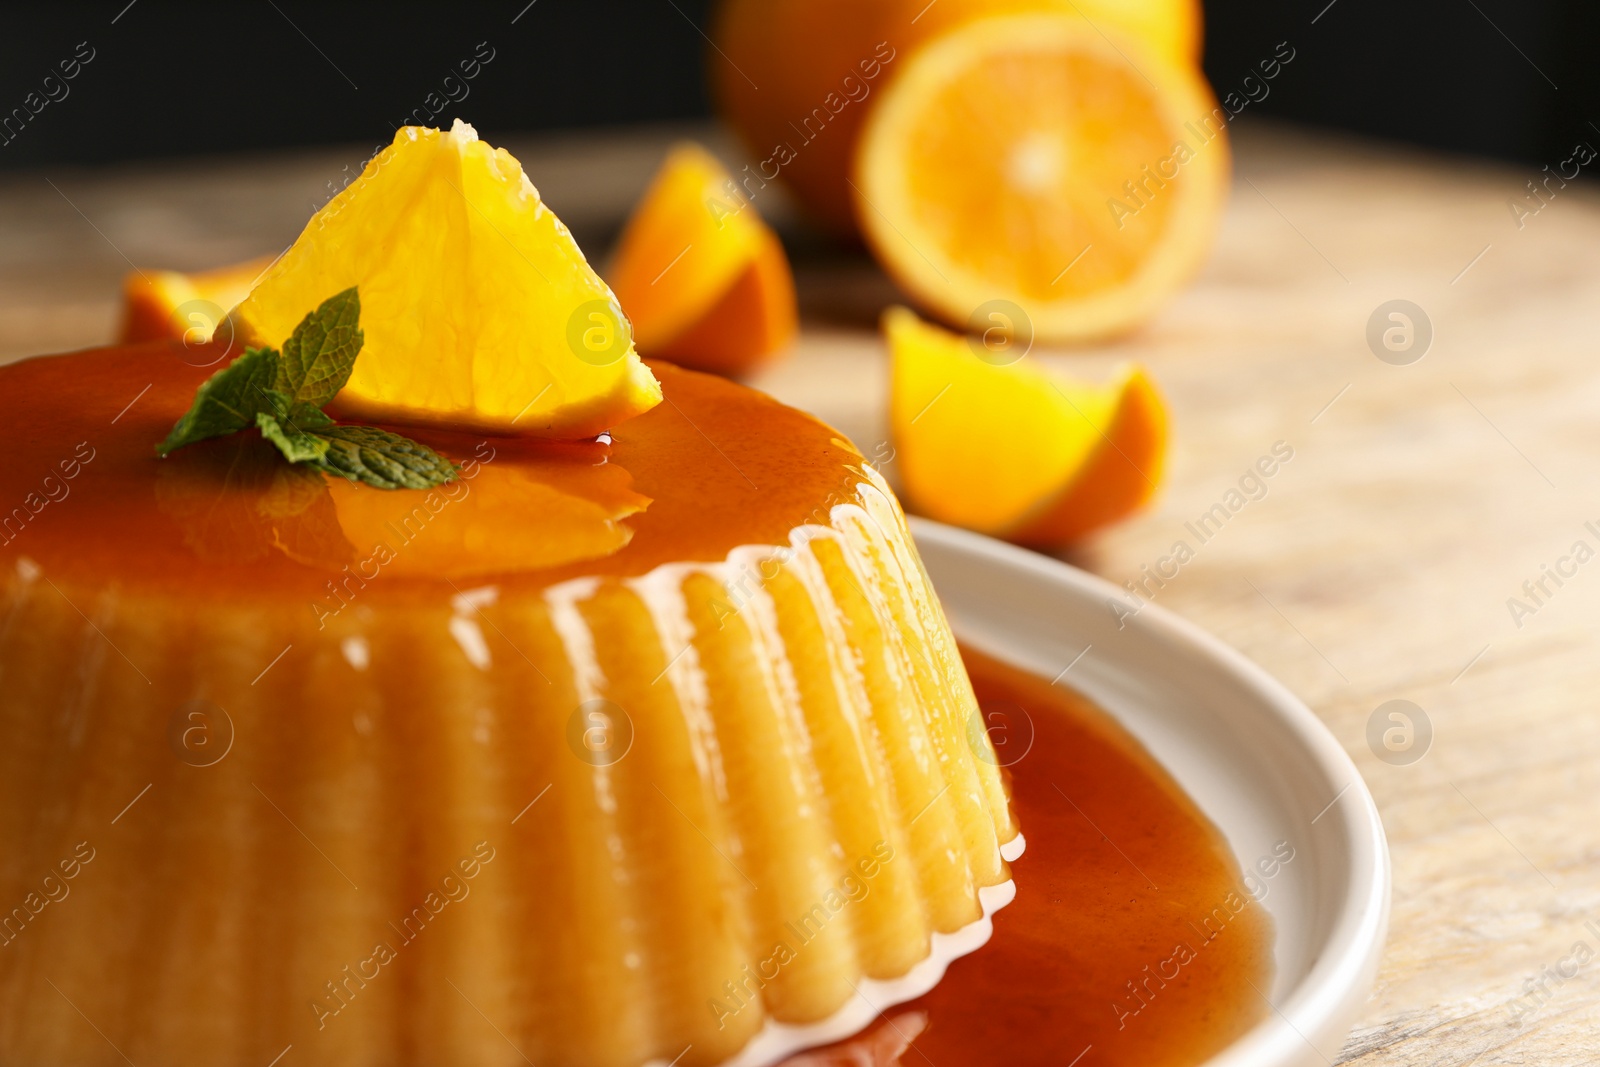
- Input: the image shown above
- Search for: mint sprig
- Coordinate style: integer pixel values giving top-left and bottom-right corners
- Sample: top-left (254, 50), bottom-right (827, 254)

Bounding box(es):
top-left (304, 424), bottom-right (460, 489)
top-left (156, 288), bottom-right (457, 491)
top-left (155, 345), bottom-right (280, 454)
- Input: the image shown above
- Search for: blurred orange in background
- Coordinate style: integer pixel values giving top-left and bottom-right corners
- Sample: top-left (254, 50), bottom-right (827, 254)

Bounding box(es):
top-left (119, 255), bottom-right (273, 345)
top-left (855, 15), bottom-right (1228, 343)
top-left (886, 307), bottom-right (1168, 545)
top-left (606, 143), bottom-right (797, 377)
top-left (713, 0), bottom-right (1226, 344)
top-left (713, 0), bottom-right (1202, 235)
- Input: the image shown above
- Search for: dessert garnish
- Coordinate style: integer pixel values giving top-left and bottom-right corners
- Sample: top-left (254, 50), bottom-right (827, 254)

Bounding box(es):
top-left (229, 119), bottom-right (661, 437)
top-left (885, 305), bottom-right (1168, 545)
top-left (156, 287), bottom-right (457, 490)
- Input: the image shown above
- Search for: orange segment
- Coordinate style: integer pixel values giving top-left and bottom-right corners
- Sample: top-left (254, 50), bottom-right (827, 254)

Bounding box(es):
top-left (648, 229), bottom-right (797, 376)
top-left (230, 120), bottom-right (661, 438)
top-left (1010, 368), bottom-right (1168, 544)
top-left (855, 15), bottom-right (1229, 342)
top-left (607, 143), bottom-right (796, 375)
top-left (886, 307), bottom-right (1166, 543)
top-left (712, 0), bottom-right (1202, 233)
top-left (118, 255), bottom-right (276, 345)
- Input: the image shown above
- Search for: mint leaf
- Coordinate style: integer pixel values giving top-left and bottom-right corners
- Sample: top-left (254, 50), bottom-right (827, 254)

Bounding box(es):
top-left (310, 425), bottom-right (458, 490)
top-left (256, 411), bottom-right (332, 465)
top-left (157, 346), bottom-right (281, 455)
top-left (260, 388), bottom-right (335, 431)
top-left (258, 413), bottom-right (453, 489)
top-left (157, 286), bottom-right (454, 492)
top-left (274, 287), bottom-right (363, 408)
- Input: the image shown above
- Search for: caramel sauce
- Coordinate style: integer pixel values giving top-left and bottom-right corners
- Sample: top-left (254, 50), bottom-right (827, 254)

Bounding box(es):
top-left (790, 648), bottom-right (1275, 1067)
top-left (0, 342), bottom-right (866, 601)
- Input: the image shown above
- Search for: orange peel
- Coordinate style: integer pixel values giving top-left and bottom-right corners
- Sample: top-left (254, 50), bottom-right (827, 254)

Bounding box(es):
top-left (118, 255), bottom-right (275, 345)
top-left (886, 306), bottom-right (1167, 545)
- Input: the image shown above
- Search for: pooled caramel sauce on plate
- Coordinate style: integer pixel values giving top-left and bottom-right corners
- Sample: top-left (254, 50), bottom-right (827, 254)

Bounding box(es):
top-left (785, 648), bottom-right (1275, 1067)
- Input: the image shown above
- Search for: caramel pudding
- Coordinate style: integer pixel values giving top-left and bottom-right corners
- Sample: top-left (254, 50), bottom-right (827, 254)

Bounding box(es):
top-left (0, 343), bottom-right (1018, 1067)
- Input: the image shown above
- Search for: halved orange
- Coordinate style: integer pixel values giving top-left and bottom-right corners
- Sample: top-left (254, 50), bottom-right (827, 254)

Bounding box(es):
top-left (712, 0), bottom-right (1203, 234)
top-left (607, 143), bottom-right (796, 376)
top-left (855, 15), bottom-right (1230, 342)
top-left (230, 120), bottom-right (661, 438)
top-left (886, 307), bottom-right (1166, 544)
top-left (119, 255), bottom-right (276, 345)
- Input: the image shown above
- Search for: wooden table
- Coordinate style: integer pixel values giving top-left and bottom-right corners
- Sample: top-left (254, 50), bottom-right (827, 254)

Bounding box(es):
top-left (4, 120), bottom-right (1598, 1065)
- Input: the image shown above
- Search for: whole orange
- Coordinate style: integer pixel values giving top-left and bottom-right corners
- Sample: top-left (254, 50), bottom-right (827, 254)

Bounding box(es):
top-left (711, 0), bottom-right (1203, 233)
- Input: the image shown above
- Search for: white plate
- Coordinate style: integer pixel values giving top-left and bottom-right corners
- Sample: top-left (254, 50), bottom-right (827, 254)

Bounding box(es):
top-left (913, 518), bottom-right (1389, 1067)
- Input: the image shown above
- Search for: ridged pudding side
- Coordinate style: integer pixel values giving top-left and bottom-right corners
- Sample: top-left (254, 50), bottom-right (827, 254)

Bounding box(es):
top-left (0, 467), bottom-right (1017, 1067)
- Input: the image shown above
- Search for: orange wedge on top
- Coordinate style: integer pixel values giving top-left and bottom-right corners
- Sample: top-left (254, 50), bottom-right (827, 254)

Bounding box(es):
top-left (712, 0), bottom-right (1203, 234)
top-left (886, 307), bottom-right (1167, 545)
top-left (855, 15), bottom-right (1229, 342)
top-left (229, 120), bottom-right (661, 438)
top-left (119, 255), bottom-right (276, 345)
top-left (607, 143), bottom-right (796, 376)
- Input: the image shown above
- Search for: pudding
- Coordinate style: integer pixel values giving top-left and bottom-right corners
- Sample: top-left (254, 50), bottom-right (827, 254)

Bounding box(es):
top-left (0, 343), bottom-right (1018, 1067)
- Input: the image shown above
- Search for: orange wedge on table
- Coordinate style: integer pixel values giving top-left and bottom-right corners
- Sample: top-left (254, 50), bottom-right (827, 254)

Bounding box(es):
top-left (856, 15), bottom-right (1229, 343)
top-left (229, 120), bottom-right (660, 438)
top-left (607, 143), bottom-right (796, 376)
top-left (713, 0), bottom-right (1203, 234)
top-left (886, 307), bottom-right (1167, 545)
top-left (119, 255), bottom-right (275, 345)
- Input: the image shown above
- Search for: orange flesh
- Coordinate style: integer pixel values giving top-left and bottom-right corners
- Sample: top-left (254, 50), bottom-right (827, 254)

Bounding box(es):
top-left (886, 307), bottom-right (1169, 543)
top-left (0, 342), bottom-right (864, 604)
top-left (902, 47), bottom-right (1177, 300)
top-left (606, 144), bottom-right (763, 351)
top-left (607, 145), bottom-right (797, 375)
top-left (230, 123), bottom-right (662, 438)
top-left (712, 0), bottom-right (1203, 235)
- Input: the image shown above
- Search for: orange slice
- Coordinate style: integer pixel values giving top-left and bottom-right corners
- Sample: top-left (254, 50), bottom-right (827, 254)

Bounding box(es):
top-left (607, 143), bottom-right (796, 376)
top-left (886, 307), bottom-right (1166, 544)
top-left (712, 0), bottom-right (1202, 233)
top-left (119, 255), bottom-right (276, 345)
top-left (230, 120), bottom-right (661, 438)
top-left (855, 15), bottom-right (1229, 342)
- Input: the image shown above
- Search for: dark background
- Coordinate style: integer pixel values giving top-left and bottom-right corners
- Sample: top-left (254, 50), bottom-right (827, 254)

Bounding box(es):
top-left (0, 0), bottom-right (1595, 172)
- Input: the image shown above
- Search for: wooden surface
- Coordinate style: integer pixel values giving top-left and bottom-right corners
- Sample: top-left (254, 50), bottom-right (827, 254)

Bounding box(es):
top-left (5, 120), bottom-right (1600, 1065)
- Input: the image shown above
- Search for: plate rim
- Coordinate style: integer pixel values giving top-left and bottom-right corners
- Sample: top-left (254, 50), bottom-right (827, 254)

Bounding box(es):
top-left (909, 517), bottom-right (1391, 1067)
